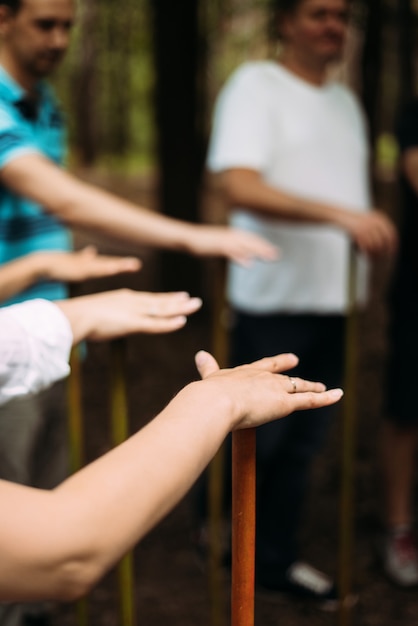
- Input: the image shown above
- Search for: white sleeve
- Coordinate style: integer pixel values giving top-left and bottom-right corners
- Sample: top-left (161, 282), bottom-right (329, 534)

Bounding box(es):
top-left (207, 64), bottom-right (273, 173)
top-left (0, 299), bottom-right (73, 406)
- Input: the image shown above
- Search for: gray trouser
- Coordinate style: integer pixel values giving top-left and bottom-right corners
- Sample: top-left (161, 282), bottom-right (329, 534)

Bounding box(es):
top-left (0, 380), bottom-right (69, 625)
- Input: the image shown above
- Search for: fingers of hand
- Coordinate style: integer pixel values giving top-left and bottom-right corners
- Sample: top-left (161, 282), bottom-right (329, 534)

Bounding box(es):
top-left (77, 252), bottom-right (142, 277)
top-left (290, 388), bottom-right (343, 411)
top-left (285, 376), bottom-right (326, 394)
top-left (250, 353), bottom-right (299, 373)
top-left (79, 245), bottom-right (97, 258)
top-left (100, 256), bottom-right (141, 274)
top-left (357, 215), bottom-right (398, 256)
top-left (102, 314), bottom-right (189, 339)
top-left (240, 242), bottom-right (279, 264)
top-left (229, 231), bottom-right (279, 264)
top-left (288, 376), bottom-right (297, 393)
top-left (195, 350), bottom-right (220, 379)
top-left (147, 294), bottom-right (202, 318)
top-left (141, 316), bottom-right (188, 334)
top-left (115, 257), bottom-right (142, 271)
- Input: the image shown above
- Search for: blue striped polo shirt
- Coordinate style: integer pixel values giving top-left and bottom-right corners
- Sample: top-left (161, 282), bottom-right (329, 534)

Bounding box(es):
top-left (0, 66), bottom-right (72, 305)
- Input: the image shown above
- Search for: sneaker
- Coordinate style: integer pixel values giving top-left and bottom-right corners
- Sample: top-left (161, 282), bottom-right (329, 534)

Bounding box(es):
top-left (382, 527), bottom-right (418, 587)
top-left (257, 561), bottom-right (357, 612)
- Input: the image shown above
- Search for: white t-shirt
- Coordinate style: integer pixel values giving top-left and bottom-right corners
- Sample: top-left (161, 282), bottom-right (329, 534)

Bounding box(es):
top-left (207, 61), bottom-right (371, 314)
top-left (0, 299), bottom-right (72, 406)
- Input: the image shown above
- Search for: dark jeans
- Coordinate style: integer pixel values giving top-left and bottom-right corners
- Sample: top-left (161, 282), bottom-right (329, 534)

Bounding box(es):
top-left (385, 259), bottom-right (418, 426)
top-left (193, 311), bottom-right (345, 579)
top-left (233, 311), bottom-right (345, 580)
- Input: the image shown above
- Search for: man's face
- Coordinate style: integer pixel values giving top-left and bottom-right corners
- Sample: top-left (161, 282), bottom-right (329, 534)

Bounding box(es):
top-left (0, 0), bottom-right (75, 78)
top-left (281, 0), bottom-right (349, 65)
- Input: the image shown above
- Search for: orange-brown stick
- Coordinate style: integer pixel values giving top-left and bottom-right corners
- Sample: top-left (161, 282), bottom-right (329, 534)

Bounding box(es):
top-left (231, 428), bottom-right (256, 626)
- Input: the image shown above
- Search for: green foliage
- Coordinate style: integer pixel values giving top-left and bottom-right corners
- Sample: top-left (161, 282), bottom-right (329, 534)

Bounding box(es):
top-left (52, 0), bottom-right (155, 173)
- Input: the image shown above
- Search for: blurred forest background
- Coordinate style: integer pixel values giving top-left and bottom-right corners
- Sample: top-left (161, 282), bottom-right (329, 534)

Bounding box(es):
top-left (54, 0), bottom-right (417, 186)
top-left (51, 0), bottom-right (418, 293)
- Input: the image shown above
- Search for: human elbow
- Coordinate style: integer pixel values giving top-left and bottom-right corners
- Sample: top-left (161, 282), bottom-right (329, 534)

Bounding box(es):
top-left (50, 558), bottom-right (105, 602)
top-left (220, 171), bottom-right (253, 208)
top-left (221, 176), bottom-right (243, 206)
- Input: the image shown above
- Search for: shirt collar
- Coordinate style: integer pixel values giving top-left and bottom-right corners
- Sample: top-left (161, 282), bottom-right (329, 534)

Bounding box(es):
top-left (0, 65), bottom-right (52, 122)
top-left (0, 64), bottom-right (26, 103)
top-left (0, 64), bottom-right (46, 104)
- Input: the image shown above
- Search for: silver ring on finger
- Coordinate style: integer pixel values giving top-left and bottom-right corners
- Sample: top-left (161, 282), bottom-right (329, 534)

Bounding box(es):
top-left (289, 377), bottom-right (297, 393)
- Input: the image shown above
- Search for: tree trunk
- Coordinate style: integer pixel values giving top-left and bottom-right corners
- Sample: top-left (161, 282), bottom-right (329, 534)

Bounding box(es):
top-left (150, 0), bottom-right (207, 294)
top-left (72, 0), bottom-right (99, 165)
top-left (360, 0), bottom-right (383, 147)
top-left (106, 0), bottom-right (132, 156)
top-left (398, 0), bottom-right (415, 111)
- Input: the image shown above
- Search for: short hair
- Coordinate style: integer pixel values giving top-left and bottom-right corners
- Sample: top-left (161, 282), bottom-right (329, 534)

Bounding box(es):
top-left (272, 0), bottom-right (305, 17)
top-left (269, 0), bottom-right (351, 41)
top-left (268, 0), bottom-right (304, 42)
top-left (0, 0), bottom-right (22, 13)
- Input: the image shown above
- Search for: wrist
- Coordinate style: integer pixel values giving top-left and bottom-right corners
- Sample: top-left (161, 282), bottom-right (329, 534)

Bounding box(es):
top-left (29, 251), bottom-right (53, 282)
top-left (174, 222), bottom-right (197, 254)
top-left (55, 298), bottom-right (92, 344)
top-left (175, 379), bottom-right (238, 434)
top-left (331, 207), bottom-right (357, 232)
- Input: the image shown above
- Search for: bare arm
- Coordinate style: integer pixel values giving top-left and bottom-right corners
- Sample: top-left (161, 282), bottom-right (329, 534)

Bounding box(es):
top-left (1, 154), bottom-right (278, 265)
top-left (0, 247), bottom-right (141, 303)
top-left (0, 351), bottom-right (342, 602)
top-left (220, 168), bottom-right (398, 256)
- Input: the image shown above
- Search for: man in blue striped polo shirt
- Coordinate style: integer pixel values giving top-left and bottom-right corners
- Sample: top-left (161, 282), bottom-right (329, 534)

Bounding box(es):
top-left (0, 64), bottom-right (71, 305)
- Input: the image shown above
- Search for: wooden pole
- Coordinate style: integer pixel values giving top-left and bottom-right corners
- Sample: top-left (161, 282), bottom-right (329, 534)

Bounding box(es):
top-left (67, 347), bottom-right (88, 626)
top-left (231, 428), bottom-right (256, 626)
top-left (338, 248), bottom-right (358, 626)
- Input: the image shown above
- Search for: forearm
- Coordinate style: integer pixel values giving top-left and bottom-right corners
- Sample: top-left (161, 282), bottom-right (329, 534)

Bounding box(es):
top-left (1, 155), bottom-right (195, 252)
top-left (57, 382), bottom-right (231, 556)
top-left (221, 169), bottom-right (351, 226)
top-left (0, 253), bottom-right (48, 302)
top-left (0, 383), bottom-right (232, 601)
top-left (56, 179), bottom-right (197, 252)
top-left (219, 169), bottom-right (399, 256)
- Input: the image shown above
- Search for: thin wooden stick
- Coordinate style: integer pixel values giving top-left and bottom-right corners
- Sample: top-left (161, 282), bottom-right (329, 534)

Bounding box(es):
top-left (338, 248), bottom-right (358, 626)
top-left (231, 428), bottom-right (256, 626)
top-left (67, 346), bottom-right (88, 626)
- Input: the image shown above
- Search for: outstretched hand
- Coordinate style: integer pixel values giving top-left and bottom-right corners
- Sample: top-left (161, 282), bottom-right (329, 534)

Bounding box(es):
top-left (39, 246), bottom-right (142, 282)
top-left (56, 289), bottom-right (202, 344)
top-left (194, 351), bottom-right (343, 430)
top-left (186, 225), bottom-right (279, 266)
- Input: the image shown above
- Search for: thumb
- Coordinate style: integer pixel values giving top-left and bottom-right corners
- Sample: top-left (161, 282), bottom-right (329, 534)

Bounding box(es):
top-left (195, 350), bottom-right (220, 379)
top-left (79, 244), bottom-right (97, 256)
top-left (80, 245), bottom-right (97, 257)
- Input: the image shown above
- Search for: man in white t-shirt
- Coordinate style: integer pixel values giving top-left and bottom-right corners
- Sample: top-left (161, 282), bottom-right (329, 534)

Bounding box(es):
top-left (206, 0), bottom-right (397, 607)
